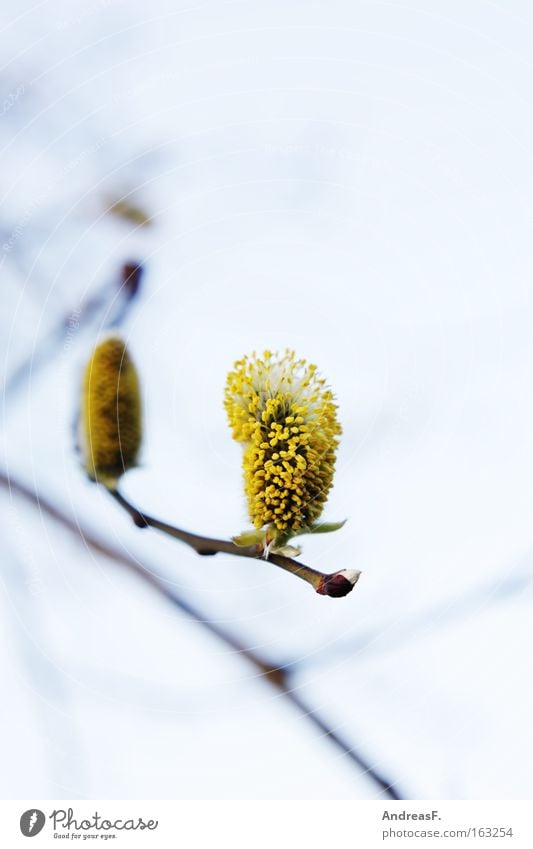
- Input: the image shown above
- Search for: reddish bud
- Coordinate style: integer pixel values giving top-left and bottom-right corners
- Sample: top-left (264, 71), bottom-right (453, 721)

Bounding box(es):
top-left (317, 569), bottom-right (361, 598)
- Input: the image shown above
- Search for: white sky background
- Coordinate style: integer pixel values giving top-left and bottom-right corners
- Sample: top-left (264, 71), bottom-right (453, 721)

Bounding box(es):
top-left (1, 0), bottom-right (533, 799)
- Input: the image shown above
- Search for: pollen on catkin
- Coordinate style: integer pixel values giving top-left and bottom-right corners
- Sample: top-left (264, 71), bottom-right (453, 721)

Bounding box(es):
top-left (80, 336), bottom-right (142, 487)
top-left (224, 350), bottom-right (341, 535)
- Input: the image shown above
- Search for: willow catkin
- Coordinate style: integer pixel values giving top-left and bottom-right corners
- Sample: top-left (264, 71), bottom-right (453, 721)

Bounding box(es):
top-left (80, 336), bottom-right (142, 487)
top-left (224, 350), bottom-right (341, 536)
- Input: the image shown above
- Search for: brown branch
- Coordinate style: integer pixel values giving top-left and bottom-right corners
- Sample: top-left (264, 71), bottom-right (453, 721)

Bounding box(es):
top-left (109, 489), bottom-right (360, 599)
top-left (0, 471), bottom-right (402, 799)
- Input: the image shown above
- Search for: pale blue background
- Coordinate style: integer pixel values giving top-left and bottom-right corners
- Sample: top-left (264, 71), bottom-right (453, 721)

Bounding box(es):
top-left (1, 0), bottom-right (532, 799)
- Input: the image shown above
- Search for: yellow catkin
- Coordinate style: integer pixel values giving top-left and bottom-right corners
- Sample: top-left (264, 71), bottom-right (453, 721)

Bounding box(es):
top-left (224, 350), bottom-right (341, 534)
top-left (80, 336), bottom-right (142, 487)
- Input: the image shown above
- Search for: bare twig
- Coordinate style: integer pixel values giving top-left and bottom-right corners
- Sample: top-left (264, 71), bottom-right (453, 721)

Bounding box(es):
top-left (109, 488), bottom-right (360, 599)
top-left (0, 471), bottom-right (402, 799)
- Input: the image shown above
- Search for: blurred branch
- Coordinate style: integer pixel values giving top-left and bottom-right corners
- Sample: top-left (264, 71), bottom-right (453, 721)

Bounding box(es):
top-left (0, 470), bottom-right (402, 800)
top-left (4, 261), bottom-right (143, 400)
top-left (3, 538), bottom-right (87, 795)
top-left (109, 489), bottom-right (360, 599)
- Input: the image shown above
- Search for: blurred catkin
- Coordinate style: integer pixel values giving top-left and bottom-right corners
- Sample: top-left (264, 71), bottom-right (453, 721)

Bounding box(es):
top-left (80, 336), bottom-right (142, 487)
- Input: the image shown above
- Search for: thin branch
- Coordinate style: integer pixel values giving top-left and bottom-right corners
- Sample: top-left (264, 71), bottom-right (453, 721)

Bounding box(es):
top-left (0, 471), bottom-right (402, 799)
top-left (109, 488), bottom-right (360, 599)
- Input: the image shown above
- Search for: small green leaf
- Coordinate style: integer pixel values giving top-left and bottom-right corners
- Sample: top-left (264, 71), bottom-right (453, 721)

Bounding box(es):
top-left (271, 544), bottom-right (302, 557)
top-left (232, 529), bottom-right (266, 547)
top-left (309, 520), bottom-right (347, 534)
top-left (294, 519), bottom-right (347, 537)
